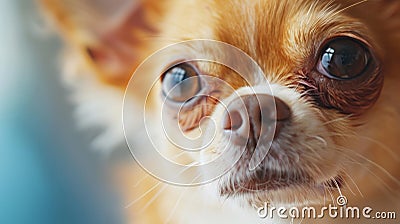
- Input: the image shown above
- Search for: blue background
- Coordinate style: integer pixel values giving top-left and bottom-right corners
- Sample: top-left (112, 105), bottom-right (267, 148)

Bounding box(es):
top-left (0, 1), bottom-right (125, 223)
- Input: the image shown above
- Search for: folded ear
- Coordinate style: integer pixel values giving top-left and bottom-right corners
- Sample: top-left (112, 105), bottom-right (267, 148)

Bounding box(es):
top-left (40, 0), bottom-right (164, 85)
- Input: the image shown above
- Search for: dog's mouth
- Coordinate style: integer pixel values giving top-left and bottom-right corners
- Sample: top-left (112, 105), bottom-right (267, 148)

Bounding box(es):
top-left (219, 151), bottom-right (344, 196)
top-left (220, 167), bottom-right (311, 195)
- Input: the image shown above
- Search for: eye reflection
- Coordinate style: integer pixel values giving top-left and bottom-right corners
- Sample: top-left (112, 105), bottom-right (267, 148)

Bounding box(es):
top-left (319, 37), bottom-right (369, 79)
top-left (162, 63), bottom-right (201, 102)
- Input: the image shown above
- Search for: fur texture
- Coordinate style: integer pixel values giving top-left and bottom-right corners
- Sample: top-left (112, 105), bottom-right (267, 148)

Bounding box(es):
top-left (41, 0), bottom-right (400, 223)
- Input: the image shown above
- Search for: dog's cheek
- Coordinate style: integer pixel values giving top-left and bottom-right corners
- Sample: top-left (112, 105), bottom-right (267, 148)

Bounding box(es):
top-left (306, 68), bottom-right (383, 116)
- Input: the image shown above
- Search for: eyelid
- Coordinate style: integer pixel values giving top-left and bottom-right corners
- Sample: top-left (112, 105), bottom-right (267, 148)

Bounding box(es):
top-left (319, 33), bottom-right (371, 49)
top-left (161, 60), bottom-right (201, 82)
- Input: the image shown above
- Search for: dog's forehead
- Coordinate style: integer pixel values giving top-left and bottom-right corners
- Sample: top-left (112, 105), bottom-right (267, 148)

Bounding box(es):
top-left (206, 0), bottom-right (362, 82)
top-left (159, 0), bottom-right (380, 86)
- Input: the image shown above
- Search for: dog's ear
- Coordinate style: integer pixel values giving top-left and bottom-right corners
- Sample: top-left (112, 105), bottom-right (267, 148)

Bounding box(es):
top-left (40, 0), bottom-right (164, 85)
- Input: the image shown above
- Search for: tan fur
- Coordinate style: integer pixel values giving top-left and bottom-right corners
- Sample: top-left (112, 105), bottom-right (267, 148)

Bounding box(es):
top-left (41, 0), bottom-right (400, 223)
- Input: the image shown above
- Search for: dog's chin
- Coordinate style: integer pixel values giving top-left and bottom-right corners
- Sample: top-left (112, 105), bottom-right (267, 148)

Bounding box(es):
top-left (217, 141), bottom-right (344, 193)
top-left (215, 156), bottom-right (343, 208)
top-left (205, 134), bottom-right (345, 208)
top-left (217, 164), bottom-right (344, 208)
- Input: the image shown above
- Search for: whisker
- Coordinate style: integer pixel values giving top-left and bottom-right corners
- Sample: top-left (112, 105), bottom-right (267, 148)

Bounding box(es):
top-left (343, 148), bottom-right (400, 185)
top-left (137, 184), bottom-right (169, 214)
top-left (326, 187), bottom-right (337, 206)
top-left (132, 172), bottom-right (151, 188)
top-left (332, 177), bottom-right (344, 199)
top-left (300, 142), bottom-right (323, 160)
top-left (125, 161), bottom-right (200, 209)
top-left (322, 183), bottom-right (328, 206)
top-left (309, 135), bottom-right (328, 147)
top-left (355, 168), bottom-right (398, 196)
top-left (164, 174), bottom-right (202, 224)
top-left (329, 144), bottom-right (400, 203)
top-left (125, 181), bottom-right (162, 208)
top-left (321, 114), bottom-right (353, 126)
top-left (328, 132), bottom-right (399, 161)
top-left (338, 149), bottom-right (400, 192)
top-left (341, 169), bottom-right (363, 197)
top-left (333, 0), bottom-right (369, 16)
top-left (164, 189), bottom-right (186, 224)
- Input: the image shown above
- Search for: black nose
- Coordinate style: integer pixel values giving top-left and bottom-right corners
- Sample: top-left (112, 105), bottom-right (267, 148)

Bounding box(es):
top-left (222, 94), bottom-right (290, 144)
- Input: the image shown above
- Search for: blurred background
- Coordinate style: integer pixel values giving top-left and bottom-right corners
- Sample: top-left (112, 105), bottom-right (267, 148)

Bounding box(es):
top-left (0, 1), bottom-right (127, 223)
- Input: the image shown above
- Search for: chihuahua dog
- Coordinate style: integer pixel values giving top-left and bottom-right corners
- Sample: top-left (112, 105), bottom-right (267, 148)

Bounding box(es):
top-left (41, 0), bottom-right (400, 223)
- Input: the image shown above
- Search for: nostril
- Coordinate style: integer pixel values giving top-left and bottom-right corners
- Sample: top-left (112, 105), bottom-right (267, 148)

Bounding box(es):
top-left (223, 110), bottom-right (243, 131)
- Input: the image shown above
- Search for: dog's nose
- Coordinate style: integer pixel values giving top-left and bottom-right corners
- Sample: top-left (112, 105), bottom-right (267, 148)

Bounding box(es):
top-left (223, 94), bottom-right (290, 143)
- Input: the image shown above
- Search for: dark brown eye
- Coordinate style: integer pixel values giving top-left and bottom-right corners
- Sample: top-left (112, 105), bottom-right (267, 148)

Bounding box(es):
top-left (318, 37), bottom-right (370, 79)
top-left (162, 63), bottom-right (201, 102)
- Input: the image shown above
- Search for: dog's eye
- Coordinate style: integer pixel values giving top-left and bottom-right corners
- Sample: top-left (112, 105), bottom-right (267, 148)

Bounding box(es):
top-left (162, 63), bottom-right (201, 102)
top-left (318, 37), bottom-right (370, 80)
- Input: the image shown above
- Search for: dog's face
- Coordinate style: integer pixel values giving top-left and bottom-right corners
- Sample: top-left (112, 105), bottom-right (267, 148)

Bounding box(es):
top-left (43, 0), bottom-right (400, 211)
top-left (143, 0), bottom-right (399, 207)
